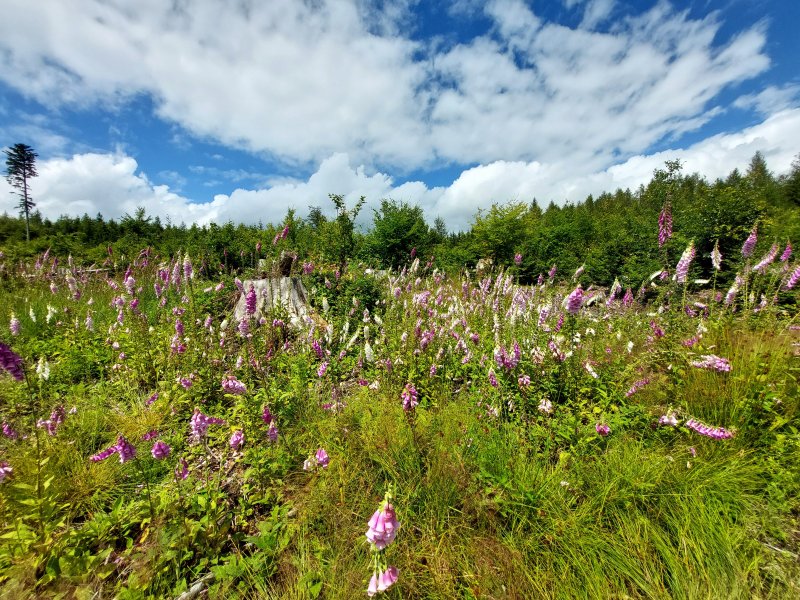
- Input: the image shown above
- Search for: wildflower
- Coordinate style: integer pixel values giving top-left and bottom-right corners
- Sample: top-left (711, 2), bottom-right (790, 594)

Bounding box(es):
top-left (303, 457), bottom-right (316, 471)
top-left (711, 240), bottom-right (722, 270)
top-left (151, 440), bottom-right (171, 459)
top-left (658, 202), bottom-right (673, 247)
top-left (690, 355), bottom-right (731, 372)
top-left (268, 421), bottom-right (279, 442)
top-left (675, 241), bottom-right (695, 284)
top-left (366, 500), bottom-right (400, 550)
top-left (785, 265), bottom-right (800, 290)
top-left (622, 288), bottom-right (634, 307)
top-left (142, 430), bottom-right (158, 441)
top-left (90, 435), bottom-right (136, 463)
top-left (780, 241), bottom-right (792, 263)
top-left (753, 243), bottom-right (779, 273)
top-left (2, 421), bottom-right (19, 440)
top-left (401, 383), bottom-right (418, 411)
top-left (116, 436), bottom-right (136, 463)
top-left (146, 392), bottom-right (159, 406)
top-left (573, 264), bottom-right (585, 280)
top-left (595, 423), bottom-right (611, 436)
top-left (370, 566), bottom-right (399, 595)
top-left (190, 409), bottom-right (226, 440)
top-left (538, 398), bottom-right (553, 414)
top-left (221, 375), bottom-right (247, 395)
top-left (514, 253), bottom-right (522, 265)
top-left (518, 374), bottom-right (531, 387)
top-left (315, 448), bottom-right (329, 468)
top-left (261, 405), bottom-right (274, 424)
top-left (487, 369), bottom-right (498, 387)
top-left (317, 361), bottom-right (329, 378)
top-left (725, 274), bottom-right (744, 304)
top-left (563, 285), bottom-right (585, 314)
top-left (230, 429), bottom-right (245, 450)
top-left (684, 418), bottom-right (734, 440)
top-left (183, 255), bottom-right (193, 280)
top-left (742, 224), bottom-right (757, 258)
top-left (245, 285), bottom-right (257, 315)
top-left (0, 342), bottom-right (24, 381)
top-left (175, 457), bottom-right (189, 480)
top-left (0, 462), bottom-right (11, 482)
top-left (36, 357), bottom-right (50, 380)
top-left (9, 314), bottom-right (20, 336)
top-left (548, 264), bottom-right (557, 280)
top-left (237, 318), bottom-right (250, 337)
top-left (658, 413), bottom-right (679, 427)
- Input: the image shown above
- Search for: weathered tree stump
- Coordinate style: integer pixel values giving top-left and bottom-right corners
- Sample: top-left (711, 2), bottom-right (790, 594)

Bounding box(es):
top-left (233, 277), bottom-right (313, 328)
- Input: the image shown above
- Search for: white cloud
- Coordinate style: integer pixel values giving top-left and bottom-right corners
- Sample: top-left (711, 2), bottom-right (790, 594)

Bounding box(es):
top-left (3, 109), bottom-right (798, 233)
top-left (734, 84), bottom-right (800, 116)
top-left (580, 0), bottom-right (616, 30)
top-left (0, 0), bottom-right (778, 173)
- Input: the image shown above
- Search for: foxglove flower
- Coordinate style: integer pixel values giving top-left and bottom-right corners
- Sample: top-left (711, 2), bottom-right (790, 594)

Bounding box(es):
top-left (230, 429), bottom-right (245, 450)
top-left (2, 421), bottom-right (19, 440)
top-left (711, 240), bottom-right (722, 271)
top-left (785, 265), bottom-right (800, 290)
top-left (366, 502), bottom-right (400, 550)
top-left (780, 242), bottom-right (792, 263)
top-left (684, 418), bottom-right (734, 440)
top-left (487, 369), bottom-right (498, 388)
top-left (538, 398), bottom-right (553, 414)
top-left (742, 225), bottom-right (758, 258)
top-left (317, 361), bottom-right (329, 378)
top-left (245, 285), bottom-right (257, 316)
top-left (753, 243), bottom-right (779, 273)
top-left (268, 421), bottom-right (279, 442)
top-left (175, 457), bottom-right (189, 480)
top-left (622, 288), bottom-right (634, 308)
top-left (690, 354), bottom-right (731, 372)
top-left (261, 405), bottom-right (273, 424)
top-left (514, 253), bottom-right (522, 265)
top-left (151, 440), bottom-right (171, 459)
top-left (190, 409), bottom-right (225, 440)
top-left (0, 462), bottom-right (12, 482)
top-left (595, 423), bottom-right (610, 436)
top-left (0, 343), bottom-right (24, 381)
top-left (658, 202), bottom-right (673, 248)
top-left (675, 242), bottom-right (695, 284)
top-left (401, 383), bottom-right (418, 411)
top-left (222, 375), bottom-right (247, 395)
top-left (658, 413), bottom-right (679, 427)
top-left (9, 315), bottom-right (20, 336)
top-left (315, 448), bottom-right (329, 468)
top-left (626, 378), bottom-right (650, 397)
top-left (564, 285), bottom-right (584, 314)
top-left (375, 566), bottom-right (399, 594)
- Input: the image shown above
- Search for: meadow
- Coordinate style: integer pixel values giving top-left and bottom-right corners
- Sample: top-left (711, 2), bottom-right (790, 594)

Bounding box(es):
top-left (0, 226), bottom-right (799, 599)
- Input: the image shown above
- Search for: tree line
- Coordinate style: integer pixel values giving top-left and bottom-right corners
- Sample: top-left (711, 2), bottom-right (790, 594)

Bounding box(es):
top-left (2, 150), bottom-right (800, 289)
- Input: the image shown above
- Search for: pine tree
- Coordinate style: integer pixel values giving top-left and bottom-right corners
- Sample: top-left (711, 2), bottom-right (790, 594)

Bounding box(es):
top-left (4, 143), bottom-right (38, 242)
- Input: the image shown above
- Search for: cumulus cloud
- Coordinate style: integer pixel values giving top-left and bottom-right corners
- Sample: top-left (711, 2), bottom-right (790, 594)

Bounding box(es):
top-left (4, 109), bottom-right (798, 233)
top-left (0, 0), bottom-right (777, 173)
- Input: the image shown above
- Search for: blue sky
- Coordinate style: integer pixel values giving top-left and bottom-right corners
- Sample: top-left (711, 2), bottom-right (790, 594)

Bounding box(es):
top-left (1, 0), bottom-right (798, 230)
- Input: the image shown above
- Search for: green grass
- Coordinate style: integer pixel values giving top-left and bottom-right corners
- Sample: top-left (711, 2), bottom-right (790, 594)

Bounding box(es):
top-left (0, 258), bottom-right (798, 598)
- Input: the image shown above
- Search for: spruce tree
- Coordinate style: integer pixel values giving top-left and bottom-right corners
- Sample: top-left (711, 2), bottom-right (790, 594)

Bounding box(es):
top-left (4, 143), bottom-right (38, 242)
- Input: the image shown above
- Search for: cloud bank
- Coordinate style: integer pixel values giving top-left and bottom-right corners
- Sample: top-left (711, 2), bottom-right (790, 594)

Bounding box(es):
top-left (3, 108), bottom-right (798, 232)
top-left (0, 0), bottom-right (777, 171)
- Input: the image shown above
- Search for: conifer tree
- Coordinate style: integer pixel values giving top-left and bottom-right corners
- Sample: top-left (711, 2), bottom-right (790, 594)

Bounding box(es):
top-left (4, 143), bottom-right (38, 242)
